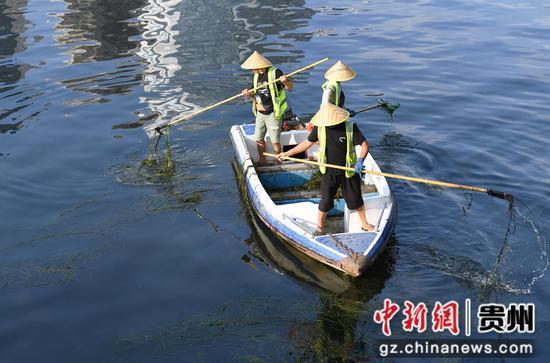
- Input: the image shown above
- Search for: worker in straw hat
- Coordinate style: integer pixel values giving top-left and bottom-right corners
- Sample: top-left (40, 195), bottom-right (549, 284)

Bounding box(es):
top-left (321, 60), bottom-right (356, 108)
top-left (241, 51), bottom-right (293, 165)
top-left (306, 60), bottom-right (356, 132)
top-left (277, 103), bottom-right (375, 235)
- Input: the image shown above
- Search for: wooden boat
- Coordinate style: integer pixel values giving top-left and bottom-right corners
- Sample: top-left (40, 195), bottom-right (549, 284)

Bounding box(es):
top-left (230, 123), bottom-right (397, 277)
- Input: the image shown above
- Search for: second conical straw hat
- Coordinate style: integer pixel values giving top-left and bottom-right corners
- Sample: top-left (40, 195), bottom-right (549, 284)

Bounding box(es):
top-left (324, 60), bottom-right (356, 82)
top-left (241, 51), bottom-right (272, 70)
top-left (310, 103), bottom-right (350, 127)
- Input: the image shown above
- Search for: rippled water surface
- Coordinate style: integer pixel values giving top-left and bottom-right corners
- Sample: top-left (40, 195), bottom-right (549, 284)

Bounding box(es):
top-left (1, 0), bottom-right (549, 361)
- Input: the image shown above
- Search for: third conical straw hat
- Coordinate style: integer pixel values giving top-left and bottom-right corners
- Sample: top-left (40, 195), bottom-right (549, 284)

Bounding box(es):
top-left (324, 60), bottom-right (356, 82)
top-left (241, 51), bottom-right (272, 70)
top-left (311, 103), bottom-right (350, 127)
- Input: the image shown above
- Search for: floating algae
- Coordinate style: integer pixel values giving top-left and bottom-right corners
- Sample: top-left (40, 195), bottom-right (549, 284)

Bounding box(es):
top-left (300, 170), bottom-right (322, 191)
top-left (182, 191), bottom-right (201, 204)
top-left (143, 126), bottom-right (175, 176)
top-left (281, 170), bottom-right (377, 198)
top-left (111, 296), bottom-right (363, 361)
top-left (267, 169), bottom-right (374, 198)
top-left (263, 170), bottom-right (322, 193)
top-left (143, 190), bottom-right (203, 214)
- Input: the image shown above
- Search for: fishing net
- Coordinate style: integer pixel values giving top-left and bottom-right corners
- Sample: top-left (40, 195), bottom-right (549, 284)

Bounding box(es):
top-left (378, 98), bottom-right (400, 117)
top-left (482, 196), bottom-right (548, 295)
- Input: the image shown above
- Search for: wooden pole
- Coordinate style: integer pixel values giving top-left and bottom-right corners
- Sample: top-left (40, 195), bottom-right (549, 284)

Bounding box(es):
top-left (154, 58), bottom-right (329, 131)
top-left (264, 152), bottom-right (489, 193)
top-left (354, 103), bottom-right (382, 114)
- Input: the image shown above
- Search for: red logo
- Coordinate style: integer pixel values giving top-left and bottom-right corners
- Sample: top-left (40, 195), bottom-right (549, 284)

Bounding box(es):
top-left (373, 299), bottom-right (535, 336)
top-left (432, 301), bottom-right (460, 335)
top-left (374, 299), bottom-right (400, 336)
top-left (402, 300), bottom-right (428, 333)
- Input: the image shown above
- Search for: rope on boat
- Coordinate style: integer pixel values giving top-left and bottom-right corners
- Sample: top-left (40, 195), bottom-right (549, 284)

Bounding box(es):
top-left (327, 233), bottom-right (359, 260)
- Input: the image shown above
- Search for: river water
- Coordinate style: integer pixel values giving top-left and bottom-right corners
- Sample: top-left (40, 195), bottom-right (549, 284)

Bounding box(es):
top-left (1, 0), bottom-right (549, 361)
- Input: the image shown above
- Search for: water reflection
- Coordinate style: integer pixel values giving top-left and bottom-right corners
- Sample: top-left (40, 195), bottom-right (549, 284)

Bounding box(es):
top-left (228, 0), bottom-right (317, 83)
top-left (134, 0), bottom-right (317, 131)
top-left (55, 0), bottom-right (146, 97)
top-left (0, 120), bottom-right (23, 134)
top-left (0, 0), bottom-right (31, 134)
top-left (235, 0), bottom-right (316, 62)
top-left (133, 0), bottom-right (196, 130)
top-left (55, 0), bottom-right (146, 64)
top-left (170, 0), bottom-right (316, 77)
top-left (247, 214), bottom-right (353, 294)
top-left (247, 211), bottom-right (396, 360)
top-left (0, 0), bottom-right (29, 60)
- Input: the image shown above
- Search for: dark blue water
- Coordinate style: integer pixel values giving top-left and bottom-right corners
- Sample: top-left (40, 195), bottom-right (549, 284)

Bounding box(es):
top-left (1, 0), bottom-right (548, 361)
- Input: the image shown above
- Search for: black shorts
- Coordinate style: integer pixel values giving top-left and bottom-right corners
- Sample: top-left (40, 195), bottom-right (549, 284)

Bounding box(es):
top-left (318, 173), bottom-right (364, 212)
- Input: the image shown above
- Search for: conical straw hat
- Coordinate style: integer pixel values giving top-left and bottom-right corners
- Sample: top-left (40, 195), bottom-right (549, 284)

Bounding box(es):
top-left (324, 60), bottom-right (356, 82)
top-left (310, 103), bottom-right (350, 127)
top-left (241, 51), bottom-right (272, 70)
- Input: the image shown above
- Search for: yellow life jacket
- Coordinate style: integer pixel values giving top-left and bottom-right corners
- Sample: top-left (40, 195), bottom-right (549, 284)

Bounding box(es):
top-left (318, 120), bottom-right (357, 178)
top-left (252, 66), bottom-right (288, 120)
top-left (321, 80), bottom-right (342, 106)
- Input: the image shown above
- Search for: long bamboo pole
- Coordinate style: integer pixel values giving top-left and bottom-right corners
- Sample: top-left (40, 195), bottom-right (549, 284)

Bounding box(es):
top-left (149, 58), bottom-right (329, 134)
top-left (263, 152), bottom-right (513, 201)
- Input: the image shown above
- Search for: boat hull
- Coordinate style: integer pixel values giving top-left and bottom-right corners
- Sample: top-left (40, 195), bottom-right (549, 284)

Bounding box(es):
top-left (230, 124), bottom-right (397, 276)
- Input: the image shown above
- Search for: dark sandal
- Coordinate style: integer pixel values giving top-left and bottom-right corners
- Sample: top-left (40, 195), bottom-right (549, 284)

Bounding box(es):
top-left (313, 227), bottom-right (326, 236)
top-left (361, 224), bottom-right (375, 232)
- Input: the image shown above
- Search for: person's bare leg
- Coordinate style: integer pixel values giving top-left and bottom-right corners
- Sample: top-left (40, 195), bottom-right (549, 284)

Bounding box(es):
top-left (273, 142), bottom-right (282, 164)
top-left (357, 204), bottom-right (375, 231)
top-left (316, 210), bottom-right (328, 234)
top-left (256, 140), bottom-right (266, 165)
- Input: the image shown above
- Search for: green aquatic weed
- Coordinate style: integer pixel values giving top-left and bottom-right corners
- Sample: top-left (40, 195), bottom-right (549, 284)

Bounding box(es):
top-left (142, 126), bottom-right (175, 176)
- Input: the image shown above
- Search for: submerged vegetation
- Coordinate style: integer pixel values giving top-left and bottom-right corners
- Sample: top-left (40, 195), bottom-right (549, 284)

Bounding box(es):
top-left (143, 126), bottom-right (175, 176)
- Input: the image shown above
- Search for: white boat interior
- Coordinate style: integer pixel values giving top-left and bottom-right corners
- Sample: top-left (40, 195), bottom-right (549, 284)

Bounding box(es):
top-left (239, 123), bottom-right (393, 241)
